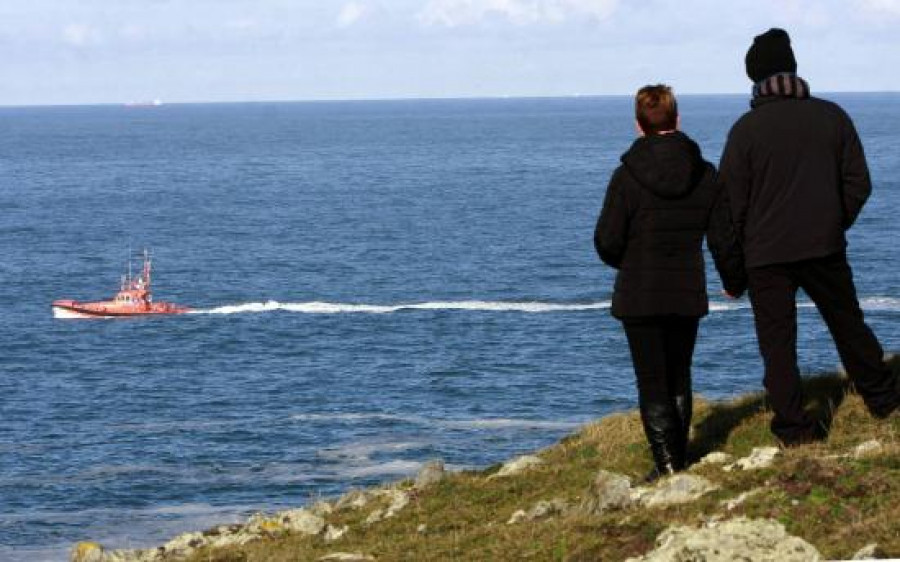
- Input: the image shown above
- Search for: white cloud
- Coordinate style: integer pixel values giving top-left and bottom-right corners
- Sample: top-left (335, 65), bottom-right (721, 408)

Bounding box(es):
top-left (417, 0), bottom-right (618, 27)
top-left (62, 23), bottom-right (101, 47)
top-left (337, 2), bottom-right (368, 28)
top-left (856, 0), bottom-right (900, 17)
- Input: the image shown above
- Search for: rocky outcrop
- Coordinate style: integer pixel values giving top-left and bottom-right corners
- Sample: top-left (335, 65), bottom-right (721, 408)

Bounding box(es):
top-left (630, 474), bottom-right (718, 508)
top-left (579, 470), bottom-right (633, 514)
top-left (71, 506), bottom-right (328, 562)
top-left (625, 517), bottom-right (821, 562)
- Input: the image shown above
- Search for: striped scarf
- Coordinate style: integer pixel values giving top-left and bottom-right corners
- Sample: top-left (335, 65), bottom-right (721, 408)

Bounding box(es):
top-left (751, 73), bottom-right (810, 107)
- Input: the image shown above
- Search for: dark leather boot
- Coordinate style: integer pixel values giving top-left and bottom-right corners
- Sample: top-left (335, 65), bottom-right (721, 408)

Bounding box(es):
top-left (640, 400), bottom-right (680, 482)
top-left (673, 391), bottom-right (692, 469)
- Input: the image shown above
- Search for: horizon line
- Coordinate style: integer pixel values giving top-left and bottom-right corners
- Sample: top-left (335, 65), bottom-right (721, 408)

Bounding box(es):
top-left (1, 89), bottom-right (898, 109)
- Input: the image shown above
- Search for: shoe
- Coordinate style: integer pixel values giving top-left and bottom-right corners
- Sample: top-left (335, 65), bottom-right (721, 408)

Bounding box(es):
top-left (777, 423), bottom-right (827, 448)
top-left (870, 398), bottom-right (900, 420)
top-left (643, 463), bottom-right (675, 484)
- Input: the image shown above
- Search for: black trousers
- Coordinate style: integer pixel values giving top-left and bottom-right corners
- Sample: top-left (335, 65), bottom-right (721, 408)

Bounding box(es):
top-left (623, 316), bottom-right (699, 470)
top-left (748, 251), bottom-right (900, 442)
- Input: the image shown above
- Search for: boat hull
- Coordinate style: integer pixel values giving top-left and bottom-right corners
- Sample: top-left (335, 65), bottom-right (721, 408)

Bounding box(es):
top-left (52, 300), bottom-right (191, 319)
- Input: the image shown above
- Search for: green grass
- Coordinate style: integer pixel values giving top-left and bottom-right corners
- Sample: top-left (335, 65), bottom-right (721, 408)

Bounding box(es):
top-left (183, 372), bottom-right (899, 561)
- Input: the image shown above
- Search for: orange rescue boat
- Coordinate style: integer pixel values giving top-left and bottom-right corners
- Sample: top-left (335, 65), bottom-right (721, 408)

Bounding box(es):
top-left (52, 250), bottom-right (191, 318)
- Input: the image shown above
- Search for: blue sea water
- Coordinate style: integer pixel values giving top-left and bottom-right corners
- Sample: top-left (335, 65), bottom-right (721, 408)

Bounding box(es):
top-left (1, 94), bottom-right (899, 560)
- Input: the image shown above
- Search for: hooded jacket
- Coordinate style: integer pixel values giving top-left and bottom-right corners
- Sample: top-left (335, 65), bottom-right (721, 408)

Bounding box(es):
top-left (594, 131), bottom-right (746, 319)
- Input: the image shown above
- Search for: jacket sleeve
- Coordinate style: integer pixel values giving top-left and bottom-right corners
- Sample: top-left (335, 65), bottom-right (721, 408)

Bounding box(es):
top-left (594, 168), bottom-right (630, 269)
top-left (839, 113), bottom-right (872, 230)
top-left (707, 174), bottom-right (748, 297)
top-left (718, 127), bottom-right (751, 245)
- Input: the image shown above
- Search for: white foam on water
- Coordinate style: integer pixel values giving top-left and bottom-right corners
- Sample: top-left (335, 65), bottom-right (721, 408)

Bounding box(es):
top-left (860, 296), bottom-right (900, 311)
top-left (317, 440), bottom-right (428, 462)
top-left (335, 459), bottom-right (425, 479)
top-left (193, 300), bottom-right (612, 315)
top-left (292, 411), bottom-right (584, 432)
top-left (189, 296), bottom-right (900, 316)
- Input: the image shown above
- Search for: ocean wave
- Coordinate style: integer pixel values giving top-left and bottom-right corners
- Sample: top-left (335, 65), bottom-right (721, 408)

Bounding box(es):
top-left (192, 300), bottom-right (611, 315)
top-left (292, 411), bottom-right (584, 432)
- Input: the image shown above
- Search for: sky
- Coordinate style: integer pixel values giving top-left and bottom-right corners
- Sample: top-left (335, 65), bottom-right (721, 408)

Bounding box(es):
top-left (1, 0), bottom-right (899, 105)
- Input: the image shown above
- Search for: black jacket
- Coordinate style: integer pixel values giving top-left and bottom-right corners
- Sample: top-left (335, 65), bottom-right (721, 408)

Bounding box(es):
top-left (594, 131), bottom-right (746, 319)
top-left (719, 96), bottom-right (871, 268)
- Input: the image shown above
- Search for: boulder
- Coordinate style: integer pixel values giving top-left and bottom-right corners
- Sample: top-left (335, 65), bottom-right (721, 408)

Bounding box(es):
top-left (579, 470), bottom-right (633, 514)
top-left (625, 517), bottom-right (821, 561)
top-left (414, 460), bottom-right (446, 489)
top-left (852, 440), bottom-right (883, 459)
top-left (724, 447), bottom-right (781, 472)
top-left (490, 455), bottom-right (544, 478)
top-left (631, 474), bottom-right (718, 508)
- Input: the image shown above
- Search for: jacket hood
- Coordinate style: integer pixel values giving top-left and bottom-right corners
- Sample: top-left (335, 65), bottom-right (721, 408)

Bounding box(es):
top-left (621, 131), bottom-right (706, 199)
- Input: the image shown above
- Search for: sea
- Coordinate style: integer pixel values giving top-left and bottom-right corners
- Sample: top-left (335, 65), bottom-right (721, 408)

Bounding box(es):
top-left (2, 94), bottom-right (898, 560)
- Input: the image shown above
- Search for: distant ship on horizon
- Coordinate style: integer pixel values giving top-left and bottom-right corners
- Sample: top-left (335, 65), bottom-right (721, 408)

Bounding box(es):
top-left (124, 98), bottom-right (163, 108)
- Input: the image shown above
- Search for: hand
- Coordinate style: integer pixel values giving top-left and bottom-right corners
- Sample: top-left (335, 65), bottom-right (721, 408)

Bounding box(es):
top-left (722, 290), bottom-right (740, 300)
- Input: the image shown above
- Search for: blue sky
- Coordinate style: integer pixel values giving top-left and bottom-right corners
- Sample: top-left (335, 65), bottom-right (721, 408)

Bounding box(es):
top-left (2, 0), bottom-right (899, 105)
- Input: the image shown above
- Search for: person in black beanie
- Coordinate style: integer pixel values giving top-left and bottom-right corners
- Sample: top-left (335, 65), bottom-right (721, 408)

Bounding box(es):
top-left (719, 28), bottom-right (900, 445)
top-left (595, 85), bottom-right (746, 480)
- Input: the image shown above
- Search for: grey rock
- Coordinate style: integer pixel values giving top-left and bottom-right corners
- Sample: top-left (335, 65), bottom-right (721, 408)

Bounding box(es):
top-left (415, 460), bottom-right (445, 489)
top-left (490, 454), bottom-right (544, 478)
top-left (852, 543), bottom-right (881, 559)
top-left (325, 524), bottom-right (349, 543)
top-left (507, 498), bottom-right (568, 524)
top-left (580, 470), bottom-right (633, 514)
top-left (852, 440), bottom-right (884, 459)
top-left (506, 509), bottom-right (528, 525)
top-left (625, 517), bottom-right (821, 562)
top-left (278, 508), bottom-right (327, 535)
top-left (724, 447), bottom-right (781, 472)
top-left (695, 452), bottom-right (734, 467)
top-left (632, 474), bottom-right (718, 508)
top-left (318, 553), bottom-right (376, 561)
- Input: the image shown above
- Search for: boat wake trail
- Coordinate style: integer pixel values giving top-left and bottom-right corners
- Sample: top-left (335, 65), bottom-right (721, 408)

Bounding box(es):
top-left (190, 296), bottom-right (900, 316)
top-left (192, 300), bottom-right (612, 315)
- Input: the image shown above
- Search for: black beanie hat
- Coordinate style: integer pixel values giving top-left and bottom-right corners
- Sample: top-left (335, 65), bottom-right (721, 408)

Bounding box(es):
top-left (745, 28), bottom-right (797, 83)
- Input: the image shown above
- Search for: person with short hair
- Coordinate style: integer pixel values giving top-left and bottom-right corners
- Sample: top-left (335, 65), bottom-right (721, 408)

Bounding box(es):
top-left (719, 28), bottom-right (900, 445)
top-left (595, 85), bottom-right (745, 480)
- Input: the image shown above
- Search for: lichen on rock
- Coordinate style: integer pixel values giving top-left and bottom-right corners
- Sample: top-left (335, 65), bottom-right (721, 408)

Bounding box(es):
top-left (625, 517), bottom-right (821, 561)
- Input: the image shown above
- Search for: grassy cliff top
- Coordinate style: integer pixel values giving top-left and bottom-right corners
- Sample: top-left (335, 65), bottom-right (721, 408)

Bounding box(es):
top-left (166, 373), bottom-right (899, 561)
